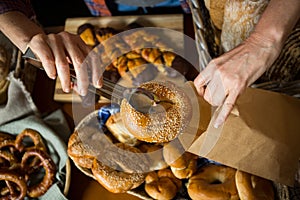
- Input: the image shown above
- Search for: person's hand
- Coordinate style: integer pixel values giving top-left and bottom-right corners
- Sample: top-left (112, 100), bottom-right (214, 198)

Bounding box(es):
top-left (194, 32), bottom-right (281, 128)
top-left (27, 32), bottom-right (102, 96)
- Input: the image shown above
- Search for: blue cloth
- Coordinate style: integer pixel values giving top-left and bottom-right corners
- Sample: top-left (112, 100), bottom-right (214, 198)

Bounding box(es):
top-left (97, 103), bottom-right (120, 127)
top-left (117, 0), bottom-right (181, 12)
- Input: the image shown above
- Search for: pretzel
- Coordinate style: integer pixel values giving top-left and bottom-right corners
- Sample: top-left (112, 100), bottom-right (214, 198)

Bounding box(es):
top-left (0, 150), bottom-right (18, 170)
top-left (21, 149), bottom-right (56, 198)
top-left (15, 128), bottom-right (47, 152)
top-left (0, 139), bottom-right (17, 156)
top-left (0, 169), bottom-right (27, 200)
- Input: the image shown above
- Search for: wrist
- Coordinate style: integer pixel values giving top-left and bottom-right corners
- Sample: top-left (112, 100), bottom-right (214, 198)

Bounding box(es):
top-left (0, 11), bottom-right (44, 53)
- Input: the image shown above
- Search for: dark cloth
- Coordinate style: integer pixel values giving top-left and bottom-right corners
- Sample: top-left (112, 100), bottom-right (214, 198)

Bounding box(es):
top-left (0, 0), bottom-right (35, 18)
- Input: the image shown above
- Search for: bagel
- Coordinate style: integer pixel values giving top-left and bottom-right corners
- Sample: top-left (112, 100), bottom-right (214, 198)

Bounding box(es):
top-left (187, 164), bottom-right (239, 200)
top-left (120, 81), bottom-right (192, 143)
top-left (235, 170), bottom-right (274, 200)
top-left (91, 143), bottom-right (148, 193)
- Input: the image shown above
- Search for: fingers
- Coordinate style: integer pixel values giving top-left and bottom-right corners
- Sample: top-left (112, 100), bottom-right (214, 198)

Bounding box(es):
top-left (87, 49), bottom-right (102, 88)
top-left (29, 32), bottom-right (94, 96)
top-left (61, 32), bottom-right (90, 96)
top-left (213, 90), bottom-right (239, 128)
top-left (193, 59), bottom-right (242, 128)
top-left (47, 34), bottom-right (70, 93)
top-left (193, 61), bottom-right (216, 96)
top-left (28, 34), bottom-right (56, 79)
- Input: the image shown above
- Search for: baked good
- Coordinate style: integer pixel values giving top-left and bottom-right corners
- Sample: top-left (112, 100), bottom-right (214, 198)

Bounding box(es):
top-left (91, 143), bottom-right (147, 193)
top-left (235, 170), bottom-right (274, 200)
top-left (187, 164), bottom-right (239, 200)
top-left (95, 27), bottom-right (117, 43)
top-left (77, 23), bottom-right (97, 47)
top-left (105, 112), bottom-right (139, 146)
top-left (0, 45), bottom-right (9, 81)
top-left (21, 149), bottom-right (56, 198)
top-left (138, 143), bottom-right (168, 171)
top-left (170, 157), bottom-right (198, 179)
top-left (0, 130), bottom-right (56, 199)
top-left (0, 170), bottom-right (27, 200)
top-left (144, 168), bottom-right (182, 200)
top-left (163, 140), bottom-right (197, 169)
top-left (204, 0), bottom-right (227, 30)
top-left (221, 0), bottom-right (269, 51)
top-left (120, 81), bottom-right (192, 143)
top-left (162, 139), bottom-right (198, 179)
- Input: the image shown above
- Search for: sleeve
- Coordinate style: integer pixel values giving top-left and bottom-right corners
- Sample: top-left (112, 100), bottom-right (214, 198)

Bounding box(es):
top-left (0, 0), bottom-right (35, 18)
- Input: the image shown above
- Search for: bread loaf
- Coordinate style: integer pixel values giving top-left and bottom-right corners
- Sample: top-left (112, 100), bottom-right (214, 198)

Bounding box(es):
top-left (221, 0), bottom-right (269, 51)
top-left (204, 0), bottom-right (227, 30)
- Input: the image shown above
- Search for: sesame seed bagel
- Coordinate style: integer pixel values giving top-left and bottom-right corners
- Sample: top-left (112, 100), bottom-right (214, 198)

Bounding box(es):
top-left (120, 81), bottom-right (192, 143)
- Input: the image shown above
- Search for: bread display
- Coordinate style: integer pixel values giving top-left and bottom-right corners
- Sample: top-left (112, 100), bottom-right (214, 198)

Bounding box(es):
top-left (76, 23), bottom-right (192, 85)
top-left (0, 129), bottom-right (57, 199)
top-left (68, 109), bottom-right (277, 199)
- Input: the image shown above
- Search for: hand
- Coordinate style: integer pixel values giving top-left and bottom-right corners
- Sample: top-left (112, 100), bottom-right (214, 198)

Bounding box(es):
top-left (27, 32), bottom-right (102, 96)
top-left (194, 32), bottom-right (281, 128)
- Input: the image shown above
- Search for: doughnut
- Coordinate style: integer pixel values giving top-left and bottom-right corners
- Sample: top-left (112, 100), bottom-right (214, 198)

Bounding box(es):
top-left (120, 81), bottom-right (192, 143)
top-left (235, 170), bottom-right (274, 200)
top-left (21, 149), bottom-right (56, 198)
top-left (144, 168), bottom-right (182, 200)
top-left (91, 143), bottom-right (147, 193)
top-left (187, 165), bottom-right (239, 200)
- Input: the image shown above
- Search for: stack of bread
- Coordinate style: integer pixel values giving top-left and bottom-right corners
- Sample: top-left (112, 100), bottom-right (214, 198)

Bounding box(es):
top-left (67, 79), bottom-right (275, 199)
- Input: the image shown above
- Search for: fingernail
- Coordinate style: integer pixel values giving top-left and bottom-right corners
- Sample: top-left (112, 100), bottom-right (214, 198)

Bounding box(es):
top-left (80, 89), bottom-right (87, 96)
top-left (64, 88), bottom-right (70, 93)
top-left (96, 79), bottom-right (102, 88)
top-left (214, 120), bottom-right (221, 129)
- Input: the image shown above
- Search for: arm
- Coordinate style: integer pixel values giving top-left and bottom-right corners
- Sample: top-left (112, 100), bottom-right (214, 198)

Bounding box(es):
top-left (194, 0), bottom-right (300, 128)
top-left (0, 9), bottom-right (101, 95)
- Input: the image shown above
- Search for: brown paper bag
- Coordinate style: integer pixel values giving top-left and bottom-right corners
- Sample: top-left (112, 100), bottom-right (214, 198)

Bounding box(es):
top-left (187, 87), bottom-right (300, 186)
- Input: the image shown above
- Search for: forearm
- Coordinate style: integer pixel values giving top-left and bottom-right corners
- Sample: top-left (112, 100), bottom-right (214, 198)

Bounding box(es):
top-left (0, 11), bottom-right (44, 53)
top-left (253, 0), bottom-right (300, 50)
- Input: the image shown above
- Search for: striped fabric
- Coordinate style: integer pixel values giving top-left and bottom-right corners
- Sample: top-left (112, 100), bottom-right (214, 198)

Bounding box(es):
top-left (84, 0), bottom-right (112, 16)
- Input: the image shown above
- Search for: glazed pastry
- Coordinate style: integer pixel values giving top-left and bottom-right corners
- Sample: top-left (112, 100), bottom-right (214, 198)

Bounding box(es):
top-left (77, 23), bottom-right (97, 46)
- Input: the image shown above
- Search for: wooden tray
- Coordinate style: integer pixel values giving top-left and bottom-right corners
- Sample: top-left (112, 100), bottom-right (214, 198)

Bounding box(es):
top-left (54, 14), bottom-right (184, 103)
